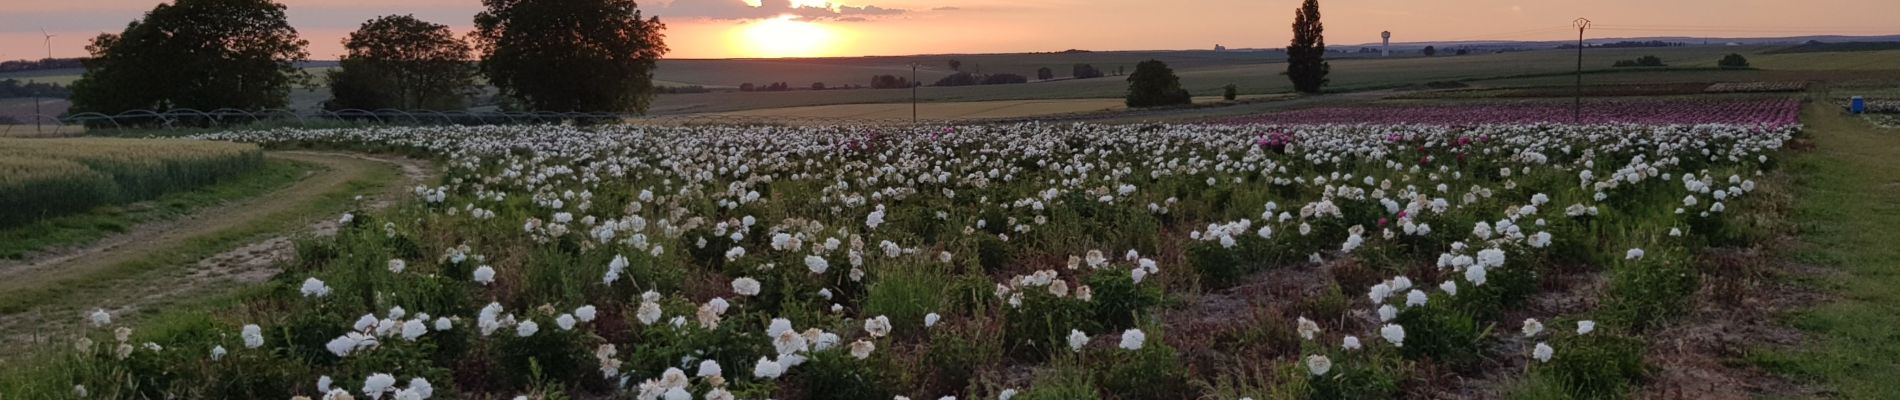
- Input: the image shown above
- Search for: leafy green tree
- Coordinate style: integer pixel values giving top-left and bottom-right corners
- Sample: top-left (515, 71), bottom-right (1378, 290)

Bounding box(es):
top-left (68, 0), bottom-right (309, 116)
top-left (1422, 45), bottom-right (1437, 57)
top-left (325, 15), bottom-right (480, 111)
top-left (474, 0), bottom-right (668, 113)
top-left (1286, 0), bottom-right (1329, 93)
top-left (1125, 59), bottom-right (1191, 108)
top-left (1718, 53), bottom-right (1750, 68)
top-left (1037, 67), bottom-right (1054, 80)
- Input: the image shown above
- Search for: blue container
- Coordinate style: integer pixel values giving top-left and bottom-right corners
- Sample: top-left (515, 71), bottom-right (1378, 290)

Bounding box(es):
top-left (1852, 96), bottom-right (1866, 114)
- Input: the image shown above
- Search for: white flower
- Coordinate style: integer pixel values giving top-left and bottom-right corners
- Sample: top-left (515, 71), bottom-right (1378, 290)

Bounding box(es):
top-left (210, 345), bottom-right (227, 361)
top-left (637, 301), bottom-right (663, 325)
top-left (516, 320), bottom-right (539, 337)
top-left (1465, 264), bottom-right (1488, 286)
top-left (319, 375), bottom-right (333, 392)
top-left (753, 357), bottom-right (784, 379)
top-left (697, 359), bottom-right (723, 377)
top-left (1380, 324), bottom-right (1406, 347)
top-left (1626, 248), bottom-right (1645, 260)
top-left (1000, 388), bottom-right (1018, 400)
top-left (1378, 305), bottom-right (1398, 322)
top-left (387, 259), bottom-right (407, 273)
top-left (604, 254), bottom-right (629, 285)
top-left (433, 317), bottom-right (452, 331)
top-left (301, 278), bottom-right (331, 297)
top-left (1577, 320), bottom-right (1596, 335)
top-left (1297, 317), bottom-right (1320, 340)
top-left (1532, 342), bottom-right (1554, 363)
top-left (472, 266), bottom-right (496, 285)
top-left (1367, 283), bottom-right (1392, 303)
top-left (1342, 336), bottom-right (1362, 350)
top-left (399, 319), bottom-right (427, 341)
top-left (556, 314), bottom-right (577, 330)
top-left (1118, 329), bottom-right (1146, 350)
top-left (362, 373), bottom-right (397, 397)
top-left (1522, 318), bottom-right (1544, 337)
top-left (1305, 354), bottom-right (1333, 376)
top-left (865, 209), bottom-right (886, 230)
top-left (864, 315), bottom-right (892, 338)
top-left (1405, 290), bottom-right (1428, 307)
top-left (924, 313), bottom-right (941, 327)
top-left (850, 339), bottom-right (876, 359)
top-left (1067, 329), bottom-right (1089, 351)
top-left (575, 305), bottom-right (598, 322)
top-left (732, 277), bottom-right (762, 296)
top-left (805, 255), bottom-right (830, 274)
top-left (89, 309), bottom-right (112, 327)
top-left (1439, 280), bottom-right (1458, 296)
top-left (239, 324), bottom-right (263, 348)
top-left (407, 377), bottom-right (433, 399)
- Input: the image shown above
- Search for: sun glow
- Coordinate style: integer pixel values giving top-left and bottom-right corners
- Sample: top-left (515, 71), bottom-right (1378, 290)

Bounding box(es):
top-left (736, 15), bottom-right (843, 58)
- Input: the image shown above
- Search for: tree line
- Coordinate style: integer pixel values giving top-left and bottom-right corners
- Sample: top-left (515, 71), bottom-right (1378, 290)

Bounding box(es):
top-left (66, 0), bottom-right (668, 118)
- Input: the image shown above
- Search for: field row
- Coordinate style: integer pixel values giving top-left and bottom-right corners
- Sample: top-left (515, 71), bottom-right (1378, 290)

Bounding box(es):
top-left (0, 138), bottom-right (263, 228)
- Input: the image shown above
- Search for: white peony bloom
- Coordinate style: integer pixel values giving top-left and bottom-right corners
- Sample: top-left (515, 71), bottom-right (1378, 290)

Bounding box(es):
top-left (472, 266), bottom-right (496, 285)
top-left (89, 309), bottom-right (112, 327)
top-left (515, 320), bottom-right (539, 337)
top-left (732, 277), bottom-right (762, 296)
top-left (301, 278), bottom-right (332, 298)
top-left (1118, 329), bottom-right (1146, 351)
top-left (1342, 335), bottom-right (1362, 350)
top-left (387, 259), bottom-right (407, 273)
top-left (924, 313), bottom-right (941, 328)
top-left (1626, 248), bottom-right (1645, 260)
top-left (556, 314), bottom-right (577, 331)
top-left (753, 357), bottom-right (784, 379)
top-left (242, 324), bottom-right (264, 348)
top-left (1068, 329), bottom-right (1089, 351)
top-left (1380, 324), bottom-right (1406, 347)
top-left (1305, 354), bottom-right (1333, 376)
top-left (849, 339), bottom-right (876, 359)
top-left (1405, 290), bottom-right (1428, 307)
top-left (1297, 317), bottom-right (1320, 340)
top-left (575, 305), bottom-right (598, 322)
top-left (1522, 318), bottom-right (1544, 337)
top-left (805, 255), bottom-right (830, 274)
top-left (1577, 320), bottom-right (1596, 335)
top-left (1532, 342), bottom-right (1554, 363)
top-left (864, 315), bottom-right (892, 338)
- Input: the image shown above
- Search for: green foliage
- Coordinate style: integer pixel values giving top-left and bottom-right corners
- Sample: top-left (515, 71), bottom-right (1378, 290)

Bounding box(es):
top-left (1223, 84), bottom-right (1239, 101)
top-left (1599, 254), bottom-right (1698, 331)
top-left (1286, 0), bottom-right (1330, 93)
top-left (921, 316), bottom-right (1004, 393)
top-left (1124, 60), bottom-right (1191, 108)
top-left (1307, 349), bottom-right (1405, 400)
top-left (68, 0), bottom-right (310, 116)
top-left (1083, 268), bottom-right (1164, 330)
top-left (1537, 333), bottom-right (1647, 399)
top-left (1718, 53), bottom-right (1751, 68)
top-left (1095, 332), bottom-right (1190, 400)
top-left (1015, 358), bottom-right (1101, 400)
top-left (1612, 55), bottom-right (1667, 68)
top-left (1003, 288), bottom-right (1094, 356)
top-left (474, 0), bottom-right (669, 113)
top-left (1391, 297), bottom-right (1485, 367)
top-left (325, 15), bottom-right (481, 111)
top-left (863, 264), bottom-right (949, 337)
top-left (788, 351), bottom-right (899, 400)
top-left (1037, 67), bottom-right (1055, 80)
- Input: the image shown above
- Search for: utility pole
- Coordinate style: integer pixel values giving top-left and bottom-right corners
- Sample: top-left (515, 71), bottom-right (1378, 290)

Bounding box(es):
top-left (1572, 18), bottom-right (1590, 124)
top-left (910, 63), bottom-right (918, 124)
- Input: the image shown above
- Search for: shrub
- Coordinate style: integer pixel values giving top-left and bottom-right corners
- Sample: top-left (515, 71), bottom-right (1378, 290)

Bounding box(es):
top-left (1003, 289), bottom-right (1094, 356)
top-left (1015, 358), bottom-right (1100, 400)
top-left (1718, 53), bottom-right (1750, 68)
top-left (1083, 268), bottom-right (1164, 330)
top-left (786, 351), bottom-right (899, 400)
top-left (1223, 84), bottom-right (1238, 101)
top-left (862, 264), bottom-right (949, 337)
top-left (921, 315), bottom-right (1004, 393)
top-left (1308, 348), bottom-right (1405, 400)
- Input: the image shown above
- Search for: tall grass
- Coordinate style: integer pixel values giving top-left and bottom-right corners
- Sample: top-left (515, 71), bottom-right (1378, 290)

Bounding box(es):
top-left (0, 138), bottom-right (263, 228)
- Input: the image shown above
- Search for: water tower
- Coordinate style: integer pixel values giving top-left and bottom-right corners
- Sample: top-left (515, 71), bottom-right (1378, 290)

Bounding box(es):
top-left (1381, 31), bottom-right (1392, 56)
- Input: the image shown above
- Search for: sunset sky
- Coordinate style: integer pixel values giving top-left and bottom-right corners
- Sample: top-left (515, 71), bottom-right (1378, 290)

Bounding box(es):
top-left (1, 0), bottom-right (1896, 60)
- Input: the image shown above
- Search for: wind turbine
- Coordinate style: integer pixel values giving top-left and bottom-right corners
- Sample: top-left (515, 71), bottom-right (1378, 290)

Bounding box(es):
top-left (34, 28), bottom-right (56, 133)
top-left (40, 28), bottom-right (56, 60)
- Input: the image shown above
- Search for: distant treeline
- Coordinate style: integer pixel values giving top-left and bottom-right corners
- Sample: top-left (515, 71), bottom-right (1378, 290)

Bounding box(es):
top-left (0, 58), bottom-right (86, 73)
top-left (1763, 41), bottom-right (1900, 55)
top-left (0, 79), bottom-right (69, 98)
top-left (1598, 41), bottom-right (1687, 48)
top-left (656, 85), bottom-right (712, 94)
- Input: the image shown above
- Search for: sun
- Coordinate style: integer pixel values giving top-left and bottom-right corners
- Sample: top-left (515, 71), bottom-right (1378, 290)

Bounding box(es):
top-left (736, 15), bottom-right (841, 58)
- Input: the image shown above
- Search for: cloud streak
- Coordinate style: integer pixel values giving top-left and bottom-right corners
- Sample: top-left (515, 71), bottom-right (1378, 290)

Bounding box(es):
top-left (652, 0), bottom-right (905, 21)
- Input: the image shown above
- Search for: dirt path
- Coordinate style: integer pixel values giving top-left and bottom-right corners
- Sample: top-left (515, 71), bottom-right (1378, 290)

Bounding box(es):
top-left (0, 151), bottom-right (432, 355)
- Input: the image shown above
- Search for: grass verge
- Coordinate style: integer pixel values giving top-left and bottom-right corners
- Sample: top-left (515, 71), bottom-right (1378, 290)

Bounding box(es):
top-left (0, 159), bottom-right (311, 259)
top-left (1753, 98), bottom-right (1900, 398)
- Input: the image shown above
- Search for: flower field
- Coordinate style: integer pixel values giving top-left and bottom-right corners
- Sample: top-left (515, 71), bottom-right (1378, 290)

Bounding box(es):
top-left (7, 115), bottom-right (1796, 399)
top-left (0, 138), bottom-right (264, 228)
top-left (1220, 98), bottom-right (1801, 127)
